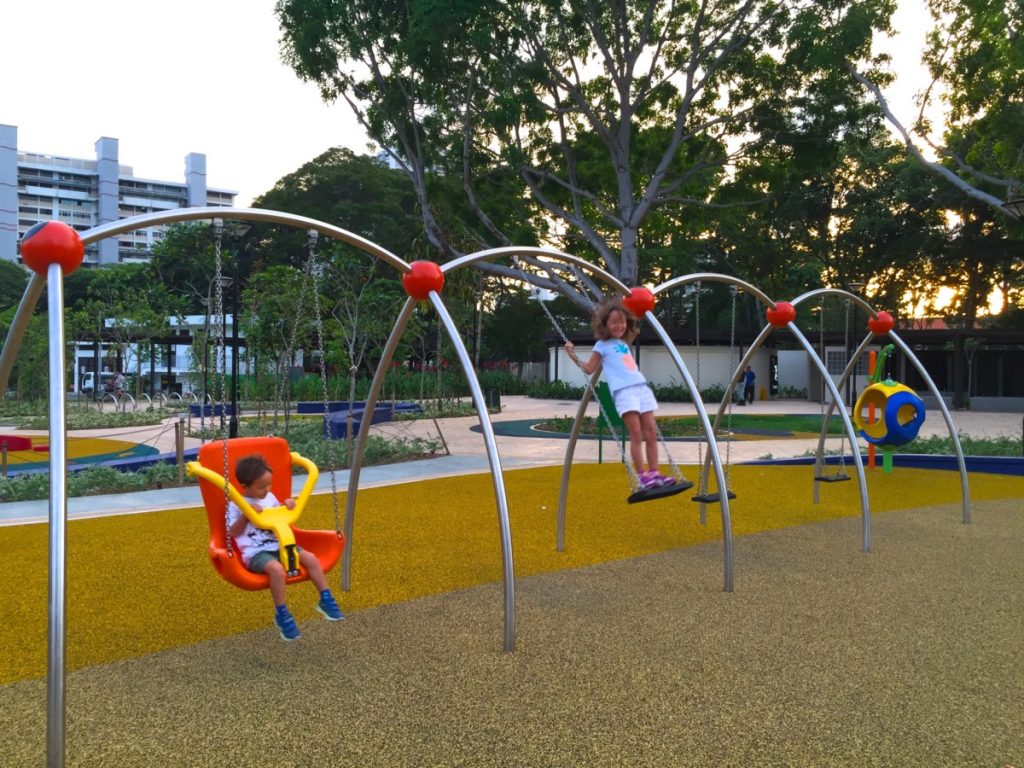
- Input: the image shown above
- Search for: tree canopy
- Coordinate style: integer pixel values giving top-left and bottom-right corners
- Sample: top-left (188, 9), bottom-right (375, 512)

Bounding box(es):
top-left (277, 0), bottom-right (903, 306)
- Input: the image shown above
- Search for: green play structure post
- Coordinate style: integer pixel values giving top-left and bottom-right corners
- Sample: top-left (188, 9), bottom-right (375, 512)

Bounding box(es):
top-left (596, 382), bottom-right (625, 464)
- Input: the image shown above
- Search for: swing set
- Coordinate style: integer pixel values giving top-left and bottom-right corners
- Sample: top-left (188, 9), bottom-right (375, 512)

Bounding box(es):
top-left (185, 219), bottom-right (346, 593)
top-left (5, 212), bottom-right (972, 768)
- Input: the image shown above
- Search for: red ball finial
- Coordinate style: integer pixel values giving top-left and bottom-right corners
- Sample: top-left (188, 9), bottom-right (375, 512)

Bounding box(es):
top-left (765, 300), bottom-right (796, 328)
top-left (20, 221), bottom-right (85, 276)
top-left (622, 286), bottom-right (656, 317)
top-left (401, 260), bottom-right (444, 300)
top-left (867, 311), bottom-right (895, 336)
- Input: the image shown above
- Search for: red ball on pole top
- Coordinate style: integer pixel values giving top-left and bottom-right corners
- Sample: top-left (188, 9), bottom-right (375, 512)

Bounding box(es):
top-left (867, 311), bottom-right (895, 336)
top-left (401, 260), bottom-right (444, 300)
top-left (622, 286), bottom-right (656, 317)
top-left (765, 300), bottom-right (796, 328)
top-left (19, 220), bottom-right (85, 276)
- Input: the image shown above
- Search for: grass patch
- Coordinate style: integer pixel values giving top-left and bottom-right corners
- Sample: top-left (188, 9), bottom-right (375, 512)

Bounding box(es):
top-left (537, 413), bottom-right (849, 438)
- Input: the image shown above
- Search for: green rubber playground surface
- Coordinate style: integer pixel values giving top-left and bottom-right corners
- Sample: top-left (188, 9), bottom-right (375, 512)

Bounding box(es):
top-left (487, 413), bottom-right (847, 439)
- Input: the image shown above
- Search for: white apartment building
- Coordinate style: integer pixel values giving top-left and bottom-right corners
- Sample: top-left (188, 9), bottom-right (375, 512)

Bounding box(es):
top-left (0, 123), bottom-right (236, 266)
top-left (72, 314), bottom-right (248, 397)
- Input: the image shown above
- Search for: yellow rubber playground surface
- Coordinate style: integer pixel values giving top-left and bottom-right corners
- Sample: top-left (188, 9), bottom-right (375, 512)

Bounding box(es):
top-left (2, 462), bottom-right (1022, 766)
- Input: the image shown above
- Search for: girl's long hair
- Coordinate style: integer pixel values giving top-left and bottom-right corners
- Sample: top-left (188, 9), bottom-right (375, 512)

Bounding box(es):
top-left (592, 298), bottom-right (639, 341)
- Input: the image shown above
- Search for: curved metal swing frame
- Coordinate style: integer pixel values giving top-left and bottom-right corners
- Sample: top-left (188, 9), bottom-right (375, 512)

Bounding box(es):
top-left (790, 289), bottom-right (971, 524)
top-left (0, 207), bottom-right (971, 766)
top-left (662, 278), bottom-right (872, 551)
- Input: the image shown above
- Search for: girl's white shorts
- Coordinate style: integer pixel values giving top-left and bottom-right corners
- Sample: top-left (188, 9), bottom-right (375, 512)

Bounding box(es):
top-left (613, 383), bottom-right (657, 415)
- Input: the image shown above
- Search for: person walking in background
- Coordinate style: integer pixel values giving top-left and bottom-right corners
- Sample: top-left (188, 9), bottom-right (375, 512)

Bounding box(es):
top-left (743, 365), bottom-right (756, 405)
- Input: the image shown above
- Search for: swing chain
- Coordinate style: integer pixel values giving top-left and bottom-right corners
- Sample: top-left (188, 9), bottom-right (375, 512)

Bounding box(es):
top-left (508, 256), bottom-right (641, 490)
top-left (212, 219), bottom-right (233, 558)
top-left (837, 296), bottom-right (853, 472)
top-left (693, 281), bottom-right (706, 494)
top-left (273, 243), bottom-right (315, 435)
top-left (305, 230), bottom-right (343, 536)
top-left (723, 285), bottom-right (737, 488)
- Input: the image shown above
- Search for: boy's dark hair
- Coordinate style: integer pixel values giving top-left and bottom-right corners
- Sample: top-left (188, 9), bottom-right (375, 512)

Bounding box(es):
top-left (592, 298), bottom-right (639, 341)
top-left (236, 454), bottom-right (272, 486)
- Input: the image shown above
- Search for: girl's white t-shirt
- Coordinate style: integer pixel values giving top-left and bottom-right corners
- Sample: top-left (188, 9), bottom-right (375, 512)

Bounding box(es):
top-left (594, 338), bottom-right (647, 393)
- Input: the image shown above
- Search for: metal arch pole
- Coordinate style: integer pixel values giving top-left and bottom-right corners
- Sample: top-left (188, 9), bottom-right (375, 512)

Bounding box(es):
top-left (786, 322), bottom-right (871, 551)
top-left (44, 264), bottom-right (69, 768)
top-left (557, 369), bottom-right (602, 552)
top-left (790, 289), bottom-right (875, 488)
top-left (653, 272), bottom-right (776, 306)
top-left (811, 332), bottom-right (874, 486)
top-left (341, 298), bottom-right (417, 592)
top-left (888, 332), bottom-right (971, 523)
top-left (80, 206), bottom-right (410, 273)
top-left (429, 292), bottom-right (516, 652)
top-left (0, 272), bottom-right (45, 394)
top-left (645, 313), bottom-right (734, 593)
top-left (700, 323), bottom-right (775, 501)
top-left (442, 246), bottom-right (631, 295)
top-left (789, 287), bottom-right (878, 318)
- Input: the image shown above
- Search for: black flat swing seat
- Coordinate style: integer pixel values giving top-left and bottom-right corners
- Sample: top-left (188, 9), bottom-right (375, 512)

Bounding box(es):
top-left (814, 473), bottom-right (851, 483)
top-left (628, 478), bottom-right (694, 504)
top-left (691, 489), bottom-right (737, 504)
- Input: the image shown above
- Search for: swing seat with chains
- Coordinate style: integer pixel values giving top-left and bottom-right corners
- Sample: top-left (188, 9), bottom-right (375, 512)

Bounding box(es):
top-left (185, 223), bottom-right (344, 592)
top-left (187, 436), bottom-right (345, 591)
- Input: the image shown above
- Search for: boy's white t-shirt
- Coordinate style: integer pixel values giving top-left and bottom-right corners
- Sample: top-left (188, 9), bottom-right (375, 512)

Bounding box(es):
top-left (594, 338), bottom-right (647, 393)
top-left (226, 491), bottom-right (282, 565)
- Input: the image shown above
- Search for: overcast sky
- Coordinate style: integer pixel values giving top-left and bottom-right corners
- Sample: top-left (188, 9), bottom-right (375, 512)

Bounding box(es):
top-left (3, 0), bottom-right (933, 207)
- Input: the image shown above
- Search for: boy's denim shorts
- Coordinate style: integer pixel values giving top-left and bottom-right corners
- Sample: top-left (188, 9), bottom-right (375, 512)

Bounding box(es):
top-left (248, 550), bottom-right (289, 573)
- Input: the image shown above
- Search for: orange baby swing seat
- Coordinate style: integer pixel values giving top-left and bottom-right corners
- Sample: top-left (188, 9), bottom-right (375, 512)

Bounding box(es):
top-left (190, 436), bottom-right (345, 591)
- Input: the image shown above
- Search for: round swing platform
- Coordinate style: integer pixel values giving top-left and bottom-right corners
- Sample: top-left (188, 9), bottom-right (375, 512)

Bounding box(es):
top-left (691, 489), bottom-right (738, 503)
top-left (627, 478), bottom-right (694, 504)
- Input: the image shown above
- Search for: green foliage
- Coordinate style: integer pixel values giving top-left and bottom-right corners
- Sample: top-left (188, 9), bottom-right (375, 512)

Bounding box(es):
top-left (14, 406), bottom-right (169, 430)
top-left (276, 0), bottom-right (897, 291)
top-left (910, 433), bottom-right (1023, 458)
top-left (525, 380), bottom-right (585, 400)
top-left (0, 260), bottom-right (29, 310)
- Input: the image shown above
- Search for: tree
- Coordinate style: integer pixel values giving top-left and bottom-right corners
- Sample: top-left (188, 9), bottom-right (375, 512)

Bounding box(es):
top-left (276, 0), bottom-right (897, 305)
top-left (77, 264), bottom-right (175, 399)
top-left (252, 146), bottom-right (420, 260)
top-left (847, 0), bottom-right (1024, 220)
top-left (0, 260), bottom-right (29, 310)
top-left (241, 264), bottom-right (309, 405)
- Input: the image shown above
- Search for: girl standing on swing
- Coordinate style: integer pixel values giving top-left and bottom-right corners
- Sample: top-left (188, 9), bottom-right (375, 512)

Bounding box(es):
top-left (565, 298), bottom-right (675, 490)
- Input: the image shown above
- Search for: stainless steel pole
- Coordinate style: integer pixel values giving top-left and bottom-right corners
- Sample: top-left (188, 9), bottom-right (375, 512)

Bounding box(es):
top-left (45, 262), bottom-right (69, 768)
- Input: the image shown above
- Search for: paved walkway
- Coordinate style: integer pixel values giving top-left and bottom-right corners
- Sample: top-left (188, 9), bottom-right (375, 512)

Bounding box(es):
top-left (2, 396), bottom-right (1019, 526)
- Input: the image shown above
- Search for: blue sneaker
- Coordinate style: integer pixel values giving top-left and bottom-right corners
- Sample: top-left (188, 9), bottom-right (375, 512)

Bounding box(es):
top-left (316, 593), bottom-right (345, 622)
top-left (274, 609), bottom-right (301, 641)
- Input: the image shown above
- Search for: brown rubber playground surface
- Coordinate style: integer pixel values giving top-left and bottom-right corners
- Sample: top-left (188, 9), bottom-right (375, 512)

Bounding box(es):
top-left (1, 460), bottom-right (1022, 767)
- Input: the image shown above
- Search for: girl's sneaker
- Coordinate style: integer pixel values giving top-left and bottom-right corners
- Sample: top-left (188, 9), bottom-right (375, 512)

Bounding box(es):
top-left (639, 471), bottom-right (661, 490)
top-left (657, 474), bottom-right (677, 487)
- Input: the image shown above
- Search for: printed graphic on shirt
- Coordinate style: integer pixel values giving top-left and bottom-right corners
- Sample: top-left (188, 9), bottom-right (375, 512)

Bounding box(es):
top-left (613, 341), bottom-right (637, 371)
